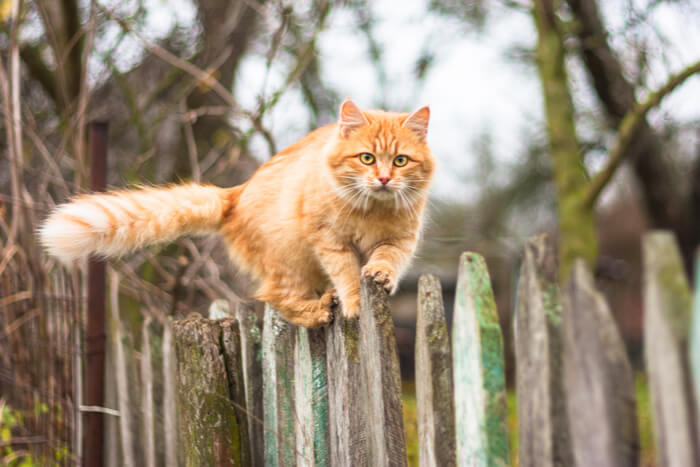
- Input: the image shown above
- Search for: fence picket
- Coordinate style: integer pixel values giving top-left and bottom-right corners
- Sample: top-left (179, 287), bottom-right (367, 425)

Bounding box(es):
top-left (295, 327), bottom-right (329, 466)
top-left (262, 305), bottom-right (297, 467)
top-left (643, 232), bottom-right (700, 467)
top-left (221, 318), bottom-right (253, 467)
top-left (325, 310), bottom-right (368, 465)
top-left (173, 318), bottom-right (248, 465)
top-left (691, 253), bottom-right (700, 430)
top-left (359, 277), bottom-right (408, 467)
top-left (452, 252), bottom-right (509, 467)
top-left (236, 301), bottom-right (265, 467)
top-left (514, 234), bottom-right (572, 467)
top-left (415, 274), bottom-right (456, 467)
top-left (140, 318), bottom-right (156, 467)
top-left (562, 260), bottom-right (638, 467)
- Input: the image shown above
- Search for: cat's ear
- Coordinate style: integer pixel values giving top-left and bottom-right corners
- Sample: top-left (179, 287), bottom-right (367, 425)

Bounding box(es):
top-left (338, 98), bottom-right (369, 138)
top-left (402, 106), bottom-right (430, 141)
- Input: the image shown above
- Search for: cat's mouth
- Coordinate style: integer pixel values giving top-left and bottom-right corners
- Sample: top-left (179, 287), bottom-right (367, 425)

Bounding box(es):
top-left (369, 186), bottom-right (396, 200)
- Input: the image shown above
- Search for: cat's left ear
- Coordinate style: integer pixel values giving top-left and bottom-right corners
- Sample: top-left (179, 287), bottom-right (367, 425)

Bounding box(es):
top-left (339, 98), bottom-right (369, 138)
top-left (402, 106), bottom-right (430, 141)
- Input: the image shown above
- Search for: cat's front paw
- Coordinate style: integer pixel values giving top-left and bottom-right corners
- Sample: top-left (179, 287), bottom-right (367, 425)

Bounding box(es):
top-left (362, 263), bottom-right (397, 294)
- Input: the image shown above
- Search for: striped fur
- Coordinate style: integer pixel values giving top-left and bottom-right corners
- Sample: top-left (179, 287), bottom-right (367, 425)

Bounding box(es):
top-left (40, 184), bottom-right (236, 264)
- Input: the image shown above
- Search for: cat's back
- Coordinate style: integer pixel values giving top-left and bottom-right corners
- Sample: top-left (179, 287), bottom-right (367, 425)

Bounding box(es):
top-left (236, 124), bottom-right (335, 213)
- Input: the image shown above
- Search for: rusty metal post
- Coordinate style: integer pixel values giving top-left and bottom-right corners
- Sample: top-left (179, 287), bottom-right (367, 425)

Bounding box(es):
top-left (84, 121), bottom-right (108, 467)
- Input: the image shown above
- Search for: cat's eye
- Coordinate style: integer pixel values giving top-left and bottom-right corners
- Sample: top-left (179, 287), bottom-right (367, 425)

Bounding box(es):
top-left (359, 153), bottom-right (375, 165)
top-left (393, 155), bottom-right (409, 167)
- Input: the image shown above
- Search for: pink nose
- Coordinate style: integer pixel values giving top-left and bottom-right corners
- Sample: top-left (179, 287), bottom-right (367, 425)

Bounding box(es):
top-left (378, 176), bottom-right (390, 185)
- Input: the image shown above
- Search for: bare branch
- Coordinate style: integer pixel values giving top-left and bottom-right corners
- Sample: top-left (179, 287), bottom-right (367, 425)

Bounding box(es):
top-left (585, 59), bottom-right (700, 207)
top-left (102, 6), bottom-right (241, 112)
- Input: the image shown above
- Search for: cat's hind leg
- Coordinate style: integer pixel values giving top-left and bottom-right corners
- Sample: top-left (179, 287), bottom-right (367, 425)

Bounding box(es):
top-left (257, 286), bottom-right (336, 329)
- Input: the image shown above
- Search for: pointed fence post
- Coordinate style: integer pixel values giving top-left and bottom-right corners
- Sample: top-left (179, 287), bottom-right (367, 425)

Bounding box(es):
top-left (415, 274), bottom-right (456, 467)
top-left (562, 260), bottom-right (638, 467)
top-left (514, 234), bottom-right (572, 467)
top-left (262, 306), bottom-right (297, 467)
top-left (325, 310), bottom-right (368, 465)
top-left (294, 327), bottom-right (329, 466)
top-left (452, 252), bottom-right (509, 467)
top-left (643, 232), bottom-right (700, 467)
top-left (359, 277), bottom-right (408, 466)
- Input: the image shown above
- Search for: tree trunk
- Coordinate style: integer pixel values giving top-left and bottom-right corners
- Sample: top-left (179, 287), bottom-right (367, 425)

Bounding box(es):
top-left (532, 0), bottom-right (597, 279)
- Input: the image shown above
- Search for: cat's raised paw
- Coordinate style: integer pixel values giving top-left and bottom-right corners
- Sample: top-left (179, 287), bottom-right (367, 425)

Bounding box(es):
top-left (362, 263), bottom-right (397, 294)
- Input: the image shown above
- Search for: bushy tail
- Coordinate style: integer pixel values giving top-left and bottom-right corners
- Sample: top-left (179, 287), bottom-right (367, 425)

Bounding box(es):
top-left (40, 183), bottom-right (238, 263)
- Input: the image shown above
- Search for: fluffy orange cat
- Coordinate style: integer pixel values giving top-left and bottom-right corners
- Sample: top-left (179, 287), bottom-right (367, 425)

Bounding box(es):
top-left (40, 99), bottom-right (435, 328)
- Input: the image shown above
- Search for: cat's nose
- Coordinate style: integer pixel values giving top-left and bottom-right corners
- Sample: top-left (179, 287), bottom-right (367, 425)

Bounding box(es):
top-left (377, 176), bottom-right (390, 185)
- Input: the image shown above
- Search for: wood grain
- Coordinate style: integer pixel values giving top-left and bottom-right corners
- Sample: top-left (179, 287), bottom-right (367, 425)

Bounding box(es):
top-left (360, 277), bottom-right (408, 467)
top-left (452, 252), bottom-right (509, 467)
top-left (173, 318), bottom-right (246, 466)
top-left (295, 327), bottom-right (329, 466)
top-left (562, 260), bottom-right (638, 467)
top-left (514, 234), bottom-right (572, 467)
top-left (643, 232), bottom-right (700, 467)
top-left (262, 305), bottom-right (297, 467)
top-left (415, 274), bottom-right (456, 467)
top-left (325, 307), bottom-right (368, 466)
top-left (236, 301), bottom-right (265, 467)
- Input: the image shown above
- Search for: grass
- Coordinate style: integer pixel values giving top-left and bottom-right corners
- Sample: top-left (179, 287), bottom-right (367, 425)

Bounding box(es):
top-left (402, 372), bottom-right (656, 466)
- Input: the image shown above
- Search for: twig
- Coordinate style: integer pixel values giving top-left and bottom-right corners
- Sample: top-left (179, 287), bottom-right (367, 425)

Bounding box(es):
top-left (102, 6), bottom-right (241, 112)
top-left (585, 59), bottom-right (700, 207)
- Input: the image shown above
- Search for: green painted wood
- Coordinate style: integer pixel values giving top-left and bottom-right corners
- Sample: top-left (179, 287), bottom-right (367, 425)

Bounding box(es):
top-left (562, 260), bottom-right (638, 467)
top-left (514, 234), bottom-right (572, 467)
top-left (415, 274), bottom-right (456, 467)
top-left (359, 277), bottom-right (408, 467)
top-left (325, 309), bottom-right (367, 465)
top-left (262, 305), bottom-right (297, 467)
top-left (173, 318), bottom-right (246, 466)
top-left (452, 252), bottom-right (509, 467)
top-left (235, 301), bottom-right (264, 467)
top-left (643, 232), bottom-right (700, 467)
top-left (691, 252), bottom-right (700, 430)
top-left (295, 327), bottom-right (330, 466)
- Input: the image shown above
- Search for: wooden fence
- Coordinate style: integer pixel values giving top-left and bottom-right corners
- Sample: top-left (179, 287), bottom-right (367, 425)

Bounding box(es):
top-left (104, 229), bottom-right (700, 466)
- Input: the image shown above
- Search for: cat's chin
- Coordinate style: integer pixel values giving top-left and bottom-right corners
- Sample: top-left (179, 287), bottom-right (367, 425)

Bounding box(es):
top-left (369, 188), bottom-right (396, 201)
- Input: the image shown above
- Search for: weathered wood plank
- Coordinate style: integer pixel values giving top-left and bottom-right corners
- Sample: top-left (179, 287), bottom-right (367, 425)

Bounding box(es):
top-left (141, 318), bottom-right (156, 467)
top-left (162, 318), bottom-right (178, 467)
top-left (235, 301), bottom-right (264, 467)
top-left (295, 327), bottom-right (329, 466)
top-left (325, 308), bottom-right (367, 466)
top-left (452, 252), bottom-right (509, 467)
top-left (562, 260), bottom-right (638, 467)
top-left (643, 232), bottom-right (700, 467)
top-left (173, 318), bottom-right (246, 466)
top-left (691, 252), bottom-right (700, 432)
top-left (359, 277), bottom-right (408, 467)
top-left (109, 274), bottom-right (136, 467)
top-left (220, 317), bottom-right (253, 467)
top-left (415, 274), bottom-right (456, 467)
top-left (514, 234), bottom-right (572, 467)
top-left (262, 305), bottom-right (297, 467)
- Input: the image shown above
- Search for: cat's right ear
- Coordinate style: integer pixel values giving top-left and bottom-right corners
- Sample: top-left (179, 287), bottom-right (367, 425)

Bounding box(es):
top-left (338, 98), bottom-right (369, 138)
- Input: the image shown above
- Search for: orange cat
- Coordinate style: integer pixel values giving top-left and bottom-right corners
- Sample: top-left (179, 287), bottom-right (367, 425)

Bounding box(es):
top-left (40, 99), bottom-right (435, 328)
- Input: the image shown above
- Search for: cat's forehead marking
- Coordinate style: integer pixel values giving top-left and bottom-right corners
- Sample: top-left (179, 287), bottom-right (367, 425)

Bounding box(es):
top-left (370, 126), bottom-right (400, 155)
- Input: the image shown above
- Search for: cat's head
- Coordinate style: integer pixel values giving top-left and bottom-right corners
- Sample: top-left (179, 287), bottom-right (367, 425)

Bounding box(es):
top-left (327, 99), bottom-right (435, 211)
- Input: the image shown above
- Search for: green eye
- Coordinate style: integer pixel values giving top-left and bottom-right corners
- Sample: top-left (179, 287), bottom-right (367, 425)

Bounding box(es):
top-left (359, 153), bottom-right (375, 165)
top-left (394, 155), bottom-right (408, 167)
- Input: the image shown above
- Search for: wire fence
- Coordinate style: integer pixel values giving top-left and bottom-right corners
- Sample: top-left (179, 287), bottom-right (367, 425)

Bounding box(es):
top-left (0, 245), bottom-right (84, 466)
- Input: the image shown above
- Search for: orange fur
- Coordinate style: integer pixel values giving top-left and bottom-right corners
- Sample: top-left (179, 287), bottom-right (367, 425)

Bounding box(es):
top-left (40, 99), bottom-right (435, 328)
